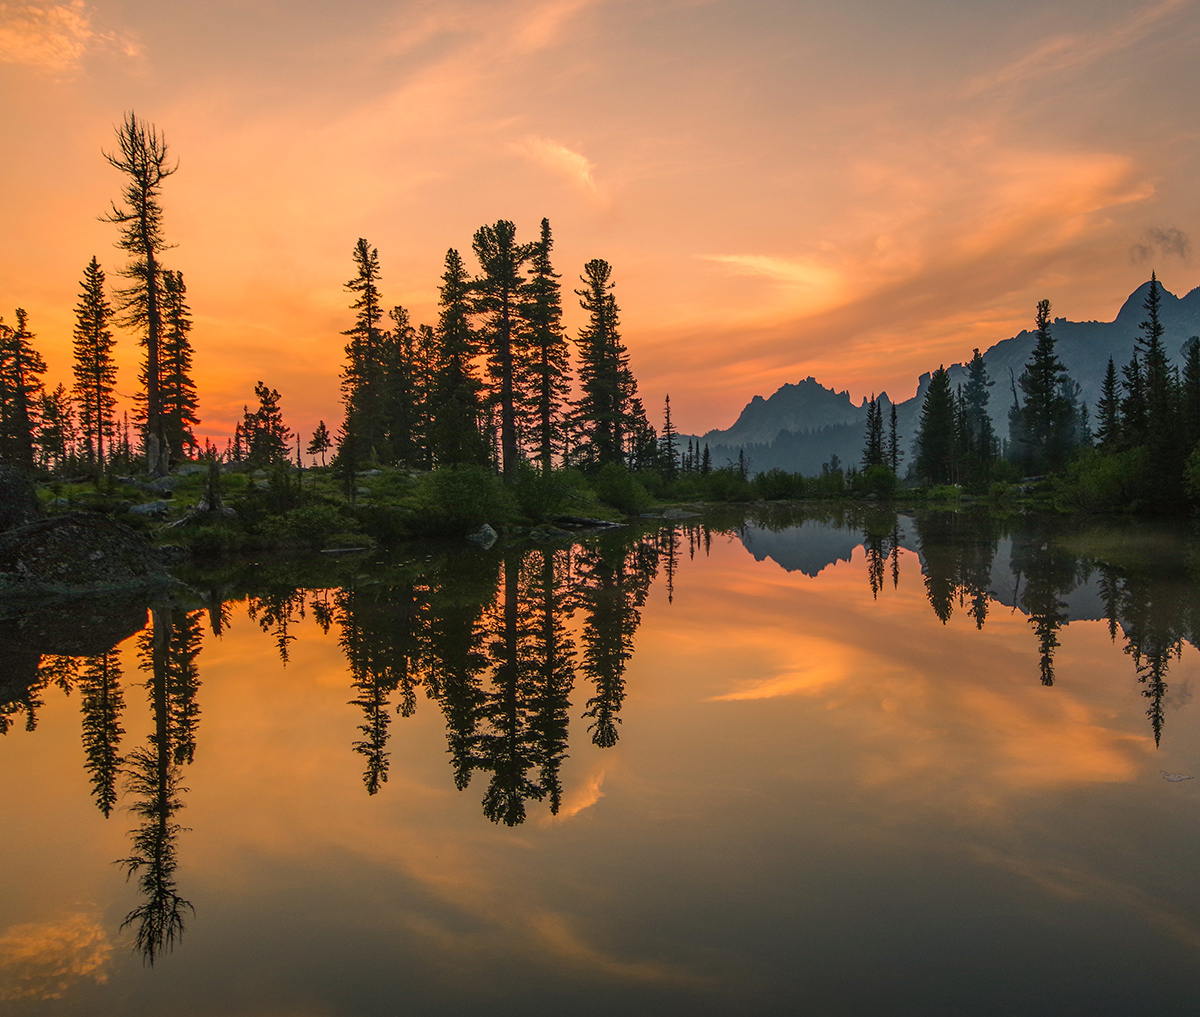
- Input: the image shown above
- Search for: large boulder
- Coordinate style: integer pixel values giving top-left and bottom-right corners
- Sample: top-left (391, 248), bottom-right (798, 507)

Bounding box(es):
top-left (0, 464), bottom-right (41, 532)
top-left (0, 512), bottom-right (169, 598)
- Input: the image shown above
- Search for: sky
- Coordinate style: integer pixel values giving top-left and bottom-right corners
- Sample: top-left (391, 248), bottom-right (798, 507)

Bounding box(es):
top-left (2, 0), bottom-right (1199, 442)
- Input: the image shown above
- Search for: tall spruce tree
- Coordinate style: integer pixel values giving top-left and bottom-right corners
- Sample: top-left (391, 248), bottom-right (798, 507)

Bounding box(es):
top-left (428, 248), bottom-right (487, 466)
top-left (914, 366), bottom-right (956, 485)
top-left (0, 309), bottom-right (46, 470)
top-left (522, 218), bottom-right (571, 474)
top-left (340, 239), bottom-right (387, 463)
top-left (473, 221), bottom-right (529, 479)
top-left (71, 257), bottom-right (119, 469)
top-left (381, 304), bottom-right (426, 468)
top-left (102, 112), bottom-right (177, 476)
top-left (961, 349), bottom-right (997, 485)
top-left (1011, 299), bottom-right (1076, 473)
top-left (1095, 357), bottom-right (1121, 451)
top-left (574, 259), bottom-right (637, 468)
top-left (861, 394), bottom-right (884, 469)
top-left (659, 394), bottom-right (679, 480)
top-left (887, 403), bottom-right (902, 474)
top-left (1182, 338), bottom-right (1200, 450)
top-left (160, 270), bottom-right (200, 459)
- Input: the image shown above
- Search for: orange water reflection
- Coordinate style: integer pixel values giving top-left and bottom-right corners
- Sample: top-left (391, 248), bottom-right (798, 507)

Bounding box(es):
top-left (1, 510), bottom-right (1199, 1014)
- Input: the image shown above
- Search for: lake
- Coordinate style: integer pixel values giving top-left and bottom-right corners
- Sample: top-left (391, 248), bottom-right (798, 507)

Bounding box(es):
top-left (2, 506), bottom-right (1199, 1015)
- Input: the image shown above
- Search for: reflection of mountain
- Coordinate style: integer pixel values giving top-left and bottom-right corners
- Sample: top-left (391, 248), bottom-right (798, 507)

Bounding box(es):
top-left (733, 508), bottom-right (1199, 746)
top-left (740, 520), bottom-right (865, 577)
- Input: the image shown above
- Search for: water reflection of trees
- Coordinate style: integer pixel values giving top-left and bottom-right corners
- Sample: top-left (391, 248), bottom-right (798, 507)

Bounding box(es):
top-left (904, 512), bottom-right (1195, 744)
top-left (330, 530), bottom-right (662, 825)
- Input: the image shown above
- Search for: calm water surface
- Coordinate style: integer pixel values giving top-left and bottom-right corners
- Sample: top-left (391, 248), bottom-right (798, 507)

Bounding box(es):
top-left (2, 507), bottom-right (1199, 1015)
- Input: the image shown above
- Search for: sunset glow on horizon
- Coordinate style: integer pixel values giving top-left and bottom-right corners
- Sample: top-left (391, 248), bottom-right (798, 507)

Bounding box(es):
top-left (4, 0), bottom-right (1199, 445)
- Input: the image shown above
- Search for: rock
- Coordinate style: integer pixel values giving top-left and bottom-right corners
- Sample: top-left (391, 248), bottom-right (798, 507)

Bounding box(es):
top-left (357, 469), bottom-right (382, 477)
top-left (129, 500), bottom-right (171, 516)
top-left (0, 591), bottom-right (153, 707)
top-left (49, 497), bottom-right (71, 508)
top-left (147, 475), bottom-right (181, 493)
top-left (554, 516), bottom-right (624, 530)
top-left (662, 508), bottom-right (700, 520)
top-left (466, 523), bottom-right (499, 549)
top-left (172, 463), bottom-right (208, 476)
top-left (0, 464), bottom-right (41, 532)
top-left (0, 512), bottom-right (169, 598)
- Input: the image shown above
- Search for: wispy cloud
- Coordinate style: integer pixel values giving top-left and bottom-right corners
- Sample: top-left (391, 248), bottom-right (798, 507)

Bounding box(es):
top-left (514, 135), bottom-right (606, 205)
top-left (0, 1), bottom-right (139, 74)
top-left (965, 0), bottom-right (1191, 96)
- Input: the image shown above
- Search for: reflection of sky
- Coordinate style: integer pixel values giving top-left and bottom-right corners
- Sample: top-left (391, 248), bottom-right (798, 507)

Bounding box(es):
top-left (1, 531), bottom-right (1199, 1012)
top-left (3, 1), bottom-right (1200, 442)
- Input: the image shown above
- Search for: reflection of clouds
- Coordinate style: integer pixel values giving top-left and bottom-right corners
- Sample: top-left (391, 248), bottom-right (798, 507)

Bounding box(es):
top-left (683, 547), bottom-right (1154, 798)
top-left (974, 847), bottom-right (1200, 954)
top-left (545, 768), bottom-right (607, 822)
top-left (0, 912), bottom-right (112, 1001)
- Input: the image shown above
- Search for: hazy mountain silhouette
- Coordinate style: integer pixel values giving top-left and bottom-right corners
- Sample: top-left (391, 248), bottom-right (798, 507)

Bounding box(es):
top-left (688, 280), bottom-right (1200, 475)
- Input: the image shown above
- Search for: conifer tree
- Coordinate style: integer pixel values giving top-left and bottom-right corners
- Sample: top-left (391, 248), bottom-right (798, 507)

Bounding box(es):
top-left (72, 257), bottom-right (119, 469)
top-left (1011, 300), bottom-right (1076, 473)
top-left (914, 366), bottom-right (955, 485)
top-left (1182, 338), bottom-right (1200, 450)
top-left (103, 112), bottom-right (177, 476)
top-left (887, 403), bottom-right (902, 474)
top-left (428, 248), bottom-right (487, 466)
top-left (701, 442), bottom-right (712, 475)
top-left (159, 270), bottom-right (200, 459)
top-left (574, 259), bottom-right (638, 468)
top-left (340, 239), bottom-right (386, 462)
top-left (0, 308), bottom-right (46, 470)
top-left (381, 304), bottom-right (425, 468)
top-left (961, 349), bottom-right (997, 484)
top-left (522, 218), bottom-right (571, 474)
top-left (307, 420), bottom-right (332, 467)
top-left (1095, 357), bottom-right (1121, 451)
top-left (37, 384), bottom-right (75, 471)
top-left (242, 382), bottom-right (291, 465)
top-left (861, 394), bottom-right (884, 469)
top-left (659, 394), bottom-right (679, 480)
top-left (1120, 352), bottom-right (1147, 445)
top-left (473, 220), bottom-right (529, 479)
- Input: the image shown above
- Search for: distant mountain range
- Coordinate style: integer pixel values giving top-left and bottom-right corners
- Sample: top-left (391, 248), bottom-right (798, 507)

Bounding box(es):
top-left (685, 280), bottom-right (1200, 476)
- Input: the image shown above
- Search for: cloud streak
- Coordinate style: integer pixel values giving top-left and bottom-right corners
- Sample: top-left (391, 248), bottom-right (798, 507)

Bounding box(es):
top-left (0, 1), bottom-right (138, 73)
top-left (965, 0), bottom-right (1191, 96)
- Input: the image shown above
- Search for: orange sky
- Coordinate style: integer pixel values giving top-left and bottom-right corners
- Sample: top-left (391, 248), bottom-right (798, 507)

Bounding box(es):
top-left (3, 0), bottom-right (1200, 443)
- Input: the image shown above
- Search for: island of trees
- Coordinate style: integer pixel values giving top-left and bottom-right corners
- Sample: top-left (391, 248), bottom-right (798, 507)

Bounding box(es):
top-left (4, 112), bottom-right (1200, 552)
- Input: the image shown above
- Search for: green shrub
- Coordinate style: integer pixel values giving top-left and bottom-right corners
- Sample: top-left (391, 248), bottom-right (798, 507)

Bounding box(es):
top-left (697, 468), bottom-right (752, 501)
top-left (593, 462), bottom-right (650, 514)
top-left (1060, 447), bottom-right (1149, 513)
top-left (259, 503), bottom-right (350, 548)
top-left (412, 465), bottom-right (516, 536)
top-left (851, 464), bottom-right (898, 500)
top-left (513, 462), bottom-right (573, 521)
top-left (752, 468), bottom-right (807, 500)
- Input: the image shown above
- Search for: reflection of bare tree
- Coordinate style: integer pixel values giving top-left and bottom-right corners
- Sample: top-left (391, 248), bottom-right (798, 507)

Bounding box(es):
top-left (120, 606), bottom-right (204, 964)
